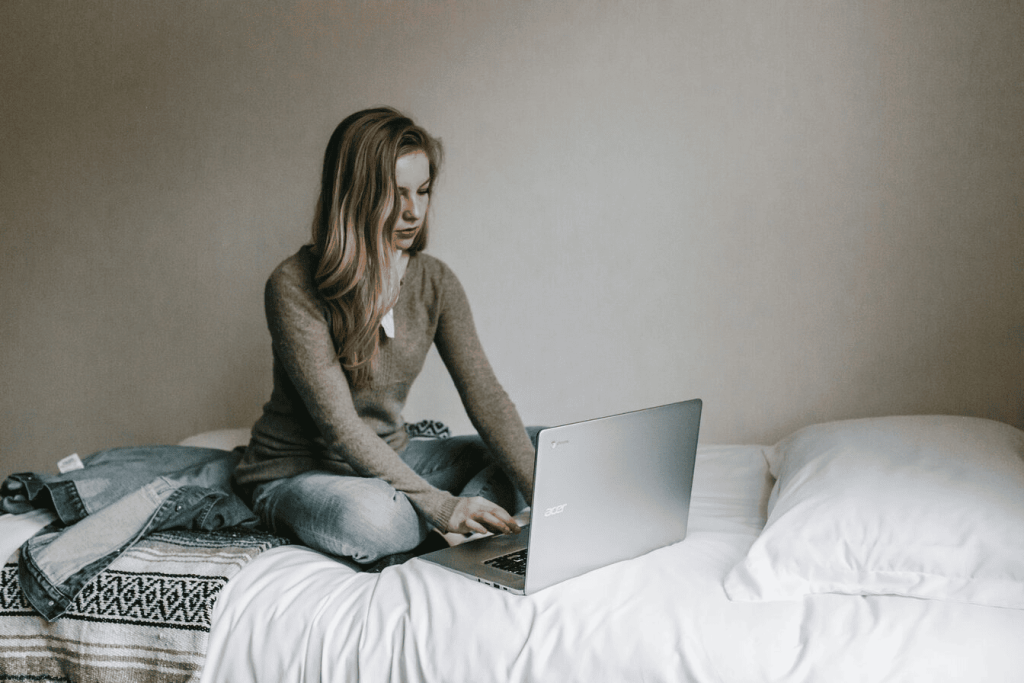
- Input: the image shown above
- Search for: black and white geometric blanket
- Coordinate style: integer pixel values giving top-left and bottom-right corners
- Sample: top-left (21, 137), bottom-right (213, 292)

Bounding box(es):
top-left (0, 528), bottom-right (288, 683)
top-left (406, 419), bottom-right (451, 440)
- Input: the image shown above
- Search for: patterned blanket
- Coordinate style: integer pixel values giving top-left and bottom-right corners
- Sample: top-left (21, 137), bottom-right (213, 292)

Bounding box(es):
top-left (0, 528), bottom-right (288, 683)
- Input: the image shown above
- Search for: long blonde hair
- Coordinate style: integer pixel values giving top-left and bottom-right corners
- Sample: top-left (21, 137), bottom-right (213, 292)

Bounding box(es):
top-left (310, 107), bottom-right (442, 387)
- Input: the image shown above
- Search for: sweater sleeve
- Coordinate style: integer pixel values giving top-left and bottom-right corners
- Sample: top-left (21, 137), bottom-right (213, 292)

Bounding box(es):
top-left (433, 265), bottom-right (537, 503)
top-left (265, 263), bottom-right (460, 530)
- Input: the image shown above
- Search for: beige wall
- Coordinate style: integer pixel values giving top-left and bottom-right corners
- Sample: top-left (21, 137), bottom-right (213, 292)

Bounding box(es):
top-left (2, 1), bottom-right (1022, 476)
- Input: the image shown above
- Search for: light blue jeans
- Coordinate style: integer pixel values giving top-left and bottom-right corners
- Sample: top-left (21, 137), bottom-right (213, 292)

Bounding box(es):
top-left (250, 428), bottom-right (541, 564)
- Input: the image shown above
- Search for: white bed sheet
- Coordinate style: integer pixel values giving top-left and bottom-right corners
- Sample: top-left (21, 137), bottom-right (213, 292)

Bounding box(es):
top-left (198, 445), bottom-right (1024, 683)
top-left (4, 446), bottom-right (1022, 682)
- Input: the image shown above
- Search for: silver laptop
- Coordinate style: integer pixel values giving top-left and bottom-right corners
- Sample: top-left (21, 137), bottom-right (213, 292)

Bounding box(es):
top-left (419, 399), bottom-right (702, 595)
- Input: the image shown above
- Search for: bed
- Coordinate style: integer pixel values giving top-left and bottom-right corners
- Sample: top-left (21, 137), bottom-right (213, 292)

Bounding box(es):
top-left (3, 415), bottom-right (1024, 682)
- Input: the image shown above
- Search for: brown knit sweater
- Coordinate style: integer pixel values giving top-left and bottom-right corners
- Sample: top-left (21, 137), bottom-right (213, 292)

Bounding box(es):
top-left (234, 246), bottom-right (535, 531)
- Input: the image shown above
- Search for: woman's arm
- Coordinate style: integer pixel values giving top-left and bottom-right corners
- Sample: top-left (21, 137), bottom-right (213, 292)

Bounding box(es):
top-left (265, 261), bottom-right (460, 530)
top-left (432, 264), bottom-right (536, 504)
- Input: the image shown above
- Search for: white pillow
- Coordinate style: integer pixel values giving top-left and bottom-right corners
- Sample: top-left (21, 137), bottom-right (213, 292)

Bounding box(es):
top-left (177, 428), bottom-right (251, 451)
top-left (724, 415), bottom-right (1024, 609)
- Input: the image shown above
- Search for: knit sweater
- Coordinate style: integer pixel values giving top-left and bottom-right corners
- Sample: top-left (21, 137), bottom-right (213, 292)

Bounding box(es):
top-left (234, 246), bottom-right (535, 531)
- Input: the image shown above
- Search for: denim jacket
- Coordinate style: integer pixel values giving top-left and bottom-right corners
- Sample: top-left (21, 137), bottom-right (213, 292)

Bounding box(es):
top-left (0, 445), bottom-right (257, 621)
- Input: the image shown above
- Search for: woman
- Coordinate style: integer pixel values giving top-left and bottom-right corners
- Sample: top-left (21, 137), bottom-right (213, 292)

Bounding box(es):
top-left (234, 107), bottom-right (538, 567)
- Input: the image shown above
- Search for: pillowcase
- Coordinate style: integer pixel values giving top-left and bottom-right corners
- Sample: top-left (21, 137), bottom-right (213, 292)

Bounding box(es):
top-left (724, 415), bottom-right (1024, 609)
top-left (178, 428), bottom-right (251, 451)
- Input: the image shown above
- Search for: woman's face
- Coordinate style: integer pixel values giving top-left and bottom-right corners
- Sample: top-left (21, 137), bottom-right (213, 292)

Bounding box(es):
top-left (392, 151), bottom-right (431, 251)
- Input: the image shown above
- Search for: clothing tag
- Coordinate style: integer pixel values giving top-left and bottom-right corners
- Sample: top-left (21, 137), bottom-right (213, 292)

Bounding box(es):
top-left (381, 308), bottom-right (395, 338)
top-left (57, 453), bottom-right (85, 473)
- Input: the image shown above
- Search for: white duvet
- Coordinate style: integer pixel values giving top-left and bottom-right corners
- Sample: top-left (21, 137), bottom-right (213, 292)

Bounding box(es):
top-left (3, 446), bottom-right (1020, 682)
top-left (196, 445), bottom-right (1024, 683)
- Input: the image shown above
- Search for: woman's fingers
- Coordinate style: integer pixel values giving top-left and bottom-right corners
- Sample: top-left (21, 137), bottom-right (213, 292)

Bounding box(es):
top-left (464, 518), bottom-right (490, 535)
top-left (481, 509), bottom-right (519, 534)
top-left (471, 500), bottom-right (520, 535)
top-left (450, 497), bottom-right (520, 536)
top-left (475, 510), bottom-right (509, 535)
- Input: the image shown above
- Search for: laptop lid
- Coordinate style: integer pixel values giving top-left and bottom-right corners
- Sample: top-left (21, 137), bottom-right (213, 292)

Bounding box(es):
top-left (523, 398), bottom-right (702, 594)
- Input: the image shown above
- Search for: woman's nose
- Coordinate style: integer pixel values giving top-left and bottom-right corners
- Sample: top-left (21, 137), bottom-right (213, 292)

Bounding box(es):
top-left (403, 196), bottom-right (424, 220)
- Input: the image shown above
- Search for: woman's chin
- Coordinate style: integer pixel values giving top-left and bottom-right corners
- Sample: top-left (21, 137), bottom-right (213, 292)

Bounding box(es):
top-left (393, 231), bottom-right (418, 250)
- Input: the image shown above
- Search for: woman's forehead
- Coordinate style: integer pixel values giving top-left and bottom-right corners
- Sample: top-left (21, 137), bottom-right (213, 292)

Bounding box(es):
top-left (395, 151), bottom-right (430, 185)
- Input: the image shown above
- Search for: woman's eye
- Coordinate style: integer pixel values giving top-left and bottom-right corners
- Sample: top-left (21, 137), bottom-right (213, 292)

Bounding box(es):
top-left (417, 188), bottom-right (430, 196)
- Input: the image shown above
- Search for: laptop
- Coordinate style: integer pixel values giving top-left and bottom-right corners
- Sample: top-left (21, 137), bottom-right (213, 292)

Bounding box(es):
top-left (419, 399), bottom-right (702, 594)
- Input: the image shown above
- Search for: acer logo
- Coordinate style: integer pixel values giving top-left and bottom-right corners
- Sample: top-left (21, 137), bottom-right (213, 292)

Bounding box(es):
top-left (544, 504), bottom-right (568, 517)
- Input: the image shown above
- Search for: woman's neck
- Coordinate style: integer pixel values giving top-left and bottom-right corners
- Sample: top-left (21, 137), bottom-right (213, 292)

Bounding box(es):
top-left (391, 249), bottom-right (410, 287)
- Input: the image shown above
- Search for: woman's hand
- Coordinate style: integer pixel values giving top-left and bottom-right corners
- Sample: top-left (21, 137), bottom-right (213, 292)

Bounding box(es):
top-left (447, 496), bottom-right (521, 536)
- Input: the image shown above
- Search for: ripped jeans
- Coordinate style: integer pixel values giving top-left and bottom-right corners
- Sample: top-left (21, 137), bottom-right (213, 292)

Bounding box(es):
top-left (249, 428), bottom-right (541, 564)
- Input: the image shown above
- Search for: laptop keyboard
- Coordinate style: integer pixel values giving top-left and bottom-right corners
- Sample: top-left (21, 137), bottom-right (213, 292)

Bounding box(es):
top-left (484, 548), bottom-right (529, 576)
